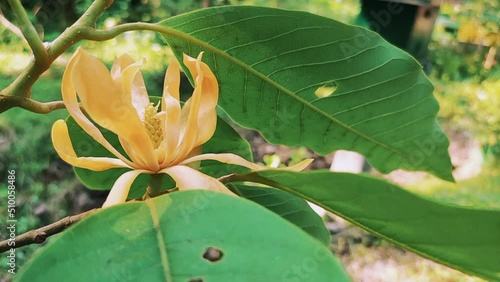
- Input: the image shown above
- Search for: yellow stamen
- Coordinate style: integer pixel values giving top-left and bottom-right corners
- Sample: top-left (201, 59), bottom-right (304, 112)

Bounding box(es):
top-left (143, 102), bottom-right (163, 149)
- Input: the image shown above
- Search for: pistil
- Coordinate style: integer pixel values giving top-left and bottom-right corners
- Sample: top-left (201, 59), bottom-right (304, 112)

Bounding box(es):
top-left (143, 102), bottom-right (163, 149)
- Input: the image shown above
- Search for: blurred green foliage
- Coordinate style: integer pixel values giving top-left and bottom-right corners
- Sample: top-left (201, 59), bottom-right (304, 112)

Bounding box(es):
top-left (409, 168), bottom-right (500, 209)
top-left (0, 77), bottom-right (68, 274)
top-left (1, 0), bottom-right (360, 43)
top-left (429, 0), bottom-right (499, 165)
top-left (441, 0), bottom-right (498, 40)
top-left (0, 78), bottom-right (67, 187)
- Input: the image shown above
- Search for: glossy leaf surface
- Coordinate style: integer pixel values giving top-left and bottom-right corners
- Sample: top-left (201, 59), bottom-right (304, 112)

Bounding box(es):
top-left (159, 6), bottom-right (453, 180)
top-left (232, 170), bottom-right (500, 281)
top-left (16, 191), bottom-right (349, 282)
top-left (233, 184), bottom-right (330, 246)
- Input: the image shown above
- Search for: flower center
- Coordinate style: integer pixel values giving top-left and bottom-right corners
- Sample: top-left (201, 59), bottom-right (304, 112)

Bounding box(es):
top-left (143, 102), bottom-right (163, 149)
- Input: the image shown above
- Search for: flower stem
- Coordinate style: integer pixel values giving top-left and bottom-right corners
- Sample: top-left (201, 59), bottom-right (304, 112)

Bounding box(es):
top-left (145, 174), bottom-right (165, 199)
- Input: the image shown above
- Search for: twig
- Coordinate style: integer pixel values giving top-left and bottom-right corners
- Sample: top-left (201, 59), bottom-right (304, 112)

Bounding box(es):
top-left (0, 1), bottom-right (181, 113)
top-left (0, 94), bottom-right (65, 114)
top-left (0, 0), bottom-right (115, 101)
top-left (78, 22), bottom-right (172, 41)
top-left (6, 0), bottom-right (48, 69)
top-left (0, 208), bottom-right (98, 253)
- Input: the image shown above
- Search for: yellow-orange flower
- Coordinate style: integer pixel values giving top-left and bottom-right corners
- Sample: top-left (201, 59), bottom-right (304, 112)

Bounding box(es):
top-left (52, 48), bottom-right (312, 208)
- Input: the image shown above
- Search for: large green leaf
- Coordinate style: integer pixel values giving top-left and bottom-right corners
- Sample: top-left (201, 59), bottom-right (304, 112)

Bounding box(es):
top-left (16, 191), bottom-right (349, 282)
top-left (159, 6), bottom-right (453, 181)
top-left (67, 97), bottom-right (252, 197)
top-left (232, 184), bottom-right (330, 246)
top-left (230, 170), bottom-right (500, 281)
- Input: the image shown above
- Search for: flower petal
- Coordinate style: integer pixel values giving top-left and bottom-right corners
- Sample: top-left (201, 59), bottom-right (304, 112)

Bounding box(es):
top-left (64, 48), bottom-right (159, 171)
top-left (111, 53), bottom-right (135, 80)
top-left (283, 158), bottom-right (314, 171)
top-left (158, 90), bottom-right (181, 166)
top-left (183, 52), bottom-right (219, 145)
top-left (102, 170), bottom-right (143, 208)
top-left (182, 145), bottom-right (202, 169)
top-left (117, 136), bottom-right (150, 169)
top-left (181, 153), bottom-right (260, 171)
top-left (121, 60), bottom-right (150, 120)
top-left (180, 153), bottom-right (313, 172)
top-left (157, 59), bottom-right (183, 165)
top-left (51, 120), bottom-right (130, 171)
top-left (172, 53), bottom-right (219, 163)
top-left (159, 165), bottom-right (235, 196)
top-left (61, 48), bottom-right (135, 168)
top-left (162, 58), bottom-right (181, 105)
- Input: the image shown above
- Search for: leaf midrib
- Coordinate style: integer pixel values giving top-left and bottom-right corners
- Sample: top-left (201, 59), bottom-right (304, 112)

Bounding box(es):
top-left (147, 200), bottom-right (172, 282)
top-left (242, 171), bottom-right (498, 281)
top-left (157, 23), bottom-right (409, 159)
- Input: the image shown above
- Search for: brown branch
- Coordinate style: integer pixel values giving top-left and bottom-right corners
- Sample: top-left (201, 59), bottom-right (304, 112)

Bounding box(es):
top-left (0, 94), bottom-right (65, 114)
top-left (1, 0), bottom-right (115, 99)
top-left (0, 209), bottom-right (98, 253)
top-left (6, 0), bottom-right (48, 66)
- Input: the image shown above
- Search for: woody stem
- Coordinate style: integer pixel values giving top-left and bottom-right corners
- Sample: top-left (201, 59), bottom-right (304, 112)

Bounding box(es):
top-left (144, 174), bottom-right (165, 199)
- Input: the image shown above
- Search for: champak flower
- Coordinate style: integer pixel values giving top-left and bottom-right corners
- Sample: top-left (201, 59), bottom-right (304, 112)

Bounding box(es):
top-left (52, 48), bottom-right (312, 208)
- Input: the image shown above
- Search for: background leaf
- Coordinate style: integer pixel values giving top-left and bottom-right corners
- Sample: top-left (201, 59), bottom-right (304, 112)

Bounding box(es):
top-left (159, 6), bottom-right (453, 180)
top-left (232, 184), bottom-right (330, 246)
top-left (16, 191), bottom-right (349, 282)
top-left (231, 170), bottom-right (500, 281)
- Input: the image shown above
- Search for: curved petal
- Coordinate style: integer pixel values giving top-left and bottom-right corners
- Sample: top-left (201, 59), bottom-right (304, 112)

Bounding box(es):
top-left (102, 170), bottom-right (143, 208)
top-left (174, 85), bottom-right (201, 162)
top-left (159, 58), bottom-right (182, 165)
top-left (118, 136), bottom-right (149, 169)
top-left (182, 145), bottom-right (202, 169)
top-left (158, 91), bottom-right (181, 166)
top-left (162, 58), bottom-right (181, 105)
top-left (183, 52), bottom-right (219, 145)
top-left (181, 153), bottom-right (261, 171)
top-left (283, 158), bottom-right (314, 171)
top-left (180, 153), bottom-right (313, 172)
top-left (61, 48), bottom-right (135, 168)
top-left (121, 60), bottom-right (150, 120)
top-left (111, 54), bottom-right (150, 117)
top-left (159, 165), bottom-right (235, 196)
top-left (51, 120), bottom-right (130, 171)
top-left (173, 53), bottom-right (219, 163)
top-left (111, 54), bottom-right (135, 80)
top-left (64, 48), bottom-right (159, 171)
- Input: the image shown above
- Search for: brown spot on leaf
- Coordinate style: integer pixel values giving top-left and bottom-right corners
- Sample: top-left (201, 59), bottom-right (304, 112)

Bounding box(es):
top-left (202, 247), bottom-right (223, 262)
